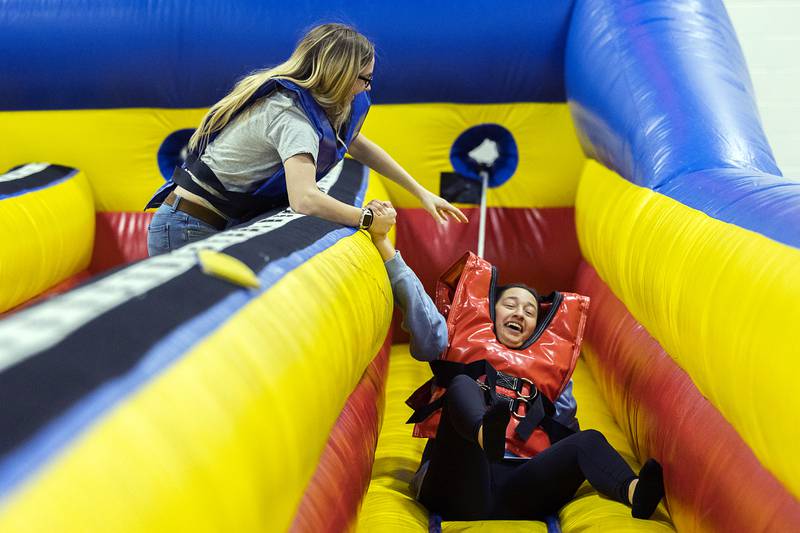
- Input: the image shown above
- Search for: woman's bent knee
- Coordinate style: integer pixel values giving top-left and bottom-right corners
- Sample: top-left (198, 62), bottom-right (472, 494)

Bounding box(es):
top-left (450, 374), bottom-right (477, 389)
top-left (576, 428), bottom-right (608, 448)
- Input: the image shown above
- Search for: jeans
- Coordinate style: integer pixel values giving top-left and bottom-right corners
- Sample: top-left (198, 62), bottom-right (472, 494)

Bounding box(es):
top-left (147, 200), bottom-right (225, 256)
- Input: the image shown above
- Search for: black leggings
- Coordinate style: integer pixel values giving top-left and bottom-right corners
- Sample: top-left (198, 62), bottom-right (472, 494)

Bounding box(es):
top-left (418, 375), bottom-right (637, 521)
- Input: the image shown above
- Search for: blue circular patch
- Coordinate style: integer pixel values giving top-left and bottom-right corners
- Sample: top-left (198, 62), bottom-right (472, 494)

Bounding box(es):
top-left (449, 124), bottom-right (518, 188)
top-left (157, 128), bottom-right (195, 180)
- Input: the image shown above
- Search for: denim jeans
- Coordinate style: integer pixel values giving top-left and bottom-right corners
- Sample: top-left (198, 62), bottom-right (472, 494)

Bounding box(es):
top-left (147, 200), bottom-right (225, 256)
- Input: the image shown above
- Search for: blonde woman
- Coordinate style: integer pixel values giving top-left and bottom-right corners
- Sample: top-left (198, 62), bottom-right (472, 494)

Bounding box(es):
top-left (146, 23), bottom-right (466, 255)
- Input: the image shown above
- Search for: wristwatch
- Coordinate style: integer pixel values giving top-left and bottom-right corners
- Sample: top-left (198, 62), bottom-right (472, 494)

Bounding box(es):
top-left (359, 207), bottom-right (374, 230)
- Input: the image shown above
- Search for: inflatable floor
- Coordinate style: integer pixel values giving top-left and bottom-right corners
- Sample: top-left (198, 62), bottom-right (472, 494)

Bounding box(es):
top-left (0, 1), bottom-right (798, 532)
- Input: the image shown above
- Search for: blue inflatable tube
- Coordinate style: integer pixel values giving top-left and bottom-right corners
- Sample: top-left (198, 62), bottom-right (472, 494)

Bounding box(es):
top-left (565, 0), bottom-right (800, 248)
top-left (0, 0), bottom-right (575, 109)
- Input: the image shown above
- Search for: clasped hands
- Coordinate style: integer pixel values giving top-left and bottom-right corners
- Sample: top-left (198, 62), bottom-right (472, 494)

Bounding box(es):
top-left (365, 193), bottom-right (468, 241)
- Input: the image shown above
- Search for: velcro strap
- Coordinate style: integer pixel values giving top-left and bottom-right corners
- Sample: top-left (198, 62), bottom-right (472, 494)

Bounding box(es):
top-left (406, 360), bottom-right (496, 424)
top-left (429, 359), bottom-right (497, 388)
top-left (503, 392), bottom-right (572, 443)
top-left (406, 396), bottom-right (445, 424)
top-left (539, 417), bottom-right (576, 444)
top-left (495, 371), bottom-right (537, 397)
top-left (407, 359), bottom-right (575, 447)
top-left (495, 372), bottom-right (518, 392)
top-left (510, 393), bottom-right (547, 441)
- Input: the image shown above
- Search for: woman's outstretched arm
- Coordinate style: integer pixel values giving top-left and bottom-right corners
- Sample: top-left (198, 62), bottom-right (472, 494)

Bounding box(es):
top-left (284, 153), bottom-right (395, 232)
top-left (370, 223), bottom-right (447, 361)
top-left (350, 134), bottom-right (468, 224)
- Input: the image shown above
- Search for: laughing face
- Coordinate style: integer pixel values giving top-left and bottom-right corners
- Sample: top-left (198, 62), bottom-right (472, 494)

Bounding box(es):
top-left (494, 287), bottom-right (539, 349)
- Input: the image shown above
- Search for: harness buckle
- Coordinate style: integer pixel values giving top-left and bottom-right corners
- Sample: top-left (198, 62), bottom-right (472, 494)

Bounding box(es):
top-left (514, 377), bottom-right (538, 401)
top-left (510, 397), bottom-right (529, 419)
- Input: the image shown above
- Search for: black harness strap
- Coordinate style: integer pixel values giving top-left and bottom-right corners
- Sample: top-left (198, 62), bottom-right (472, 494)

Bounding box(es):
top-left (406, 396), bottom-right (444, 424)
top-left (539, 415), bottom-right (577, 444)
top-left (406, 360), bottom-right (496, 423)
top-left (431, 359), bottom-right (497, 388)
top-left (172, 155), bottom-right (288, 221)
top-left (406, 359), bottom-right (575, 445)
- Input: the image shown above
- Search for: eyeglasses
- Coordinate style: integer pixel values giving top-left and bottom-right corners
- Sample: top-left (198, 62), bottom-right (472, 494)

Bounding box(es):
top-left (358, 75), bottom-right (373, 89)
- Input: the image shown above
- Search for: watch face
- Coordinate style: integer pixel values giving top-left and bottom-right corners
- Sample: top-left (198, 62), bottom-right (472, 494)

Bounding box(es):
top-left (364, 209), bottom-right (374, 228)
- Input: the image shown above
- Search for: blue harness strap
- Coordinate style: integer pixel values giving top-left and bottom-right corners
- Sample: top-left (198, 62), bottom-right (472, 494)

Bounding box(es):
top-left (146, 79), bottom-right (370, 221)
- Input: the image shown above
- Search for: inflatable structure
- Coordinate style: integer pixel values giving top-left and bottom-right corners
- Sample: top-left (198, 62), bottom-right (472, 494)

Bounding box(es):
top-left (0, 1), bottom-right (798, 531)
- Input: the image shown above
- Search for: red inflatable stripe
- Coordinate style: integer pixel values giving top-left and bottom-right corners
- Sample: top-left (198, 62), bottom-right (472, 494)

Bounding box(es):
top-left (575, 261), bottom-right (800, 532)
top-left (2, 212), bottom-right (152, 316)
top-left (0, 270), bottom-right (91, 317)
top-left (90, 212), bottom-right (153, 274)
top-left (393, 206), bottom-right (580, 342)
top-left (289, 335), bottom-right (391, 533)
top-left (396, 206), bottom-right (580, 295)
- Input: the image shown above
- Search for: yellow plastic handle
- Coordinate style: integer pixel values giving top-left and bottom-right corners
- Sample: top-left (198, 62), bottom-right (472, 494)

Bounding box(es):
top-left (196, 249), bottom-right (261, 289)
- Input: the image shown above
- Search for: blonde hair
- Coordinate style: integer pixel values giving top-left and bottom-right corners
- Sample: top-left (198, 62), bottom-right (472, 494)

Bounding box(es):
top-left (189, 23), bottom-right (374, 153)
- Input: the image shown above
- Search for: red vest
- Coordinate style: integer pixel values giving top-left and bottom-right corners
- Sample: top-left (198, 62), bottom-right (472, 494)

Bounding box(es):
top-left (408, 252), bottom-right (589, 458)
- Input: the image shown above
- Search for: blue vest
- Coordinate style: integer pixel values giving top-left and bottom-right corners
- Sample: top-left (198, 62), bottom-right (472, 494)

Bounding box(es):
top-left (146, 79), bottom-right (371, 221)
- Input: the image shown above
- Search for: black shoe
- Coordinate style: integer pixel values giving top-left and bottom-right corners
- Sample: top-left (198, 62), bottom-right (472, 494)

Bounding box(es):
top-left (632, 459), bottom-right (665, 519)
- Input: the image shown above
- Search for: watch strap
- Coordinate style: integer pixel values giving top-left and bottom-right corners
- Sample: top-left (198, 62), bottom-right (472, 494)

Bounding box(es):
top-left (360, 207), bottom-right (374, 230)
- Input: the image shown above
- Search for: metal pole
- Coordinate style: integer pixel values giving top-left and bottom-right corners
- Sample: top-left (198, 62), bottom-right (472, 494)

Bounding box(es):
top-left (477, 169), bottom-right (489, 258)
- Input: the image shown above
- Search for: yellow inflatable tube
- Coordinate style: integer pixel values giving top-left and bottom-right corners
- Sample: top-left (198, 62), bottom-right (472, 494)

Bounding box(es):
top-left (0, 165), bottom-right (94, 313)
top-left (0, 230), bottom-right (392, 532)
top-left (576, 160), bottom-right (800, 499)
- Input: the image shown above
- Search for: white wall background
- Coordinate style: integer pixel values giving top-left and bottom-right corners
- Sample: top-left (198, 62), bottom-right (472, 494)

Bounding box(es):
top-left (724, 0), bottom-right (800, 178)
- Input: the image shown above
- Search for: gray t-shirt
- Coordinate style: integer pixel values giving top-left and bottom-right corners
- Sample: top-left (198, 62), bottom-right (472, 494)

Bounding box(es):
top-left (200, 88), bottom-right (320, 193)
